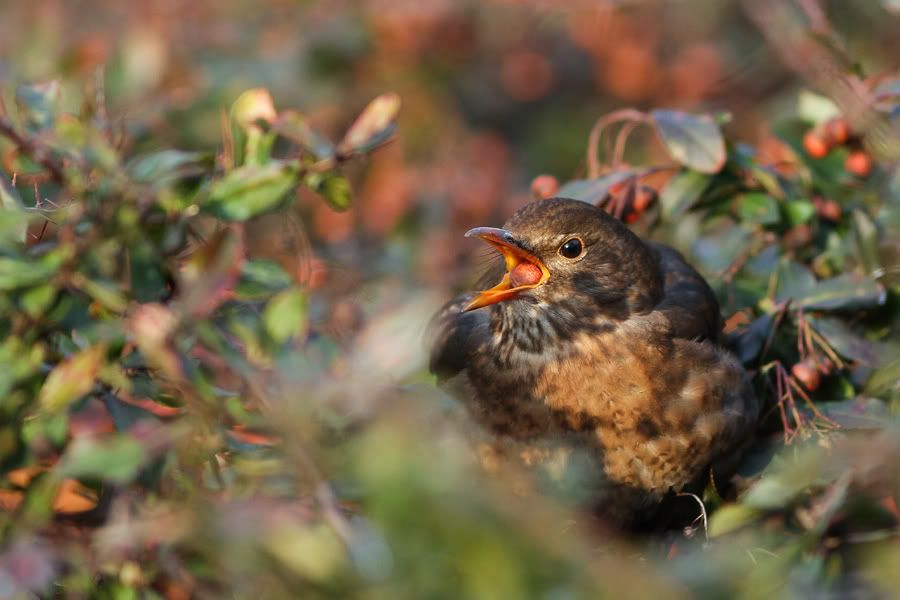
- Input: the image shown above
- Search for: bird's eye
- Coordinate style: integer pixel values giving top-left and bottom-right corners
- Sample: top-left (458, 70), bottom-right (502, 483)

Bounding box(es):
top-left (559, 237), bottom-right (583, 259)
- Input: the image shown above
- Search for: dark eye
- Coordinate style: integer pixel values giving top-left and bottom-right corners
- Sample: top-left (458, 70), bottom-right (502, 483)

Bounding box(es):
top-left (559, 238), bottom-right (583, 259)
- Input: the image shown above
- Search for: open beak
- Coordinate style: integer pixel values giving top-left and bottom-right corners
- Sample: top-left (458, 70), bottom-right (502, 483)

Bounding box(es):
top-left (463, 227), bottom-right (550, 311)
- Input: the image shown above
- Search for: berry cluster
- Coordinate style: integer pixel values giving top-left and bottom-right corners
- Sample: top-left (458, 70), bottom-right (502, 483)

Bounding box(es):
top-left (802, 117), bottom-right (873, 178)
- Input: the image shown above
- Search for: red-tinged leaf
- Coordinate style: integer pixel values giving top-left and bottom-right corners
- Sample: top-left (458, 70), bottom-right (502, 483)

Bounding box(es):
top-left (38, 345), bottom-right (106, 412)
top-left (129, 303), bottom-right (183, 380)
top-left (52, 479), bottom-right (99, 514)
top-left (231, 88), bottom-right (277, 131)
top-left (117, 392), bottom-right (184, 418)
top-left (228, 426), bottom-right (277, 447)
top-left (338, 93), bottom-right (400, 155)
top-left (650, 110), bottom-right (726, 174)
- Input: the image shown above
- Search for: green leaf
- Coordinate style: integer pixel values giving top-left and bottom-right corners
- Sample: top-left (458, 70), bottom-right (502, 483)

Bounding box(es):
top-left (796, 274), bottom-right (886, 311)
top-left (129, 243), bottom-right (168, 303)
top-left (732, 313), bottom-right (773, 364)
top-left (0, 173), bottom-right (24, 211)
top-left (692, 223), bottom-right (752, 274)
top-left (76, 277), bottom-right (128, 313)
top-left (0, 250), bottom-right (65, 291)
top-left (59, 434), bottom-right (146, 483)
top-left (737, 192), bottom-right (780, 225)
top-left (818, 397), bottom-right (891, 430)
top-left (809, 317), bottom-right (880, 364)
top-left (206, 162), bottom-right (299, 221)
top-left (39, 345), bottom-right (106, 412)
top-left (864, 356), bottom-right (900, 397)
top-left (20, 283), bottom-right (57, 318)
top-left (778, 264), bottom-right (885, 311)
top-left (230, 88), bottom-right (277, 131)
top-left (263, 287), bottom-right (307, 344)
top-left (797, 90), bottom-right (840, 123)
top-left (264, 522), bottom-right (346, 581)
top-left (556, 171), bottom-right (635, 206)
top-left (0, 337), bottom-right (46, 398)
top-left (0, 173), bottom-right (27, 244)
top-left (15, 81), bottom-right (61, 131)
top-left (851, 209), bottom-right (880, 275)
top-left (236, 259), bottom-right (294, 301)
top-left (307, 172), bottom-right (352, 211)
top-left (338, 92), bottom-right (401, 155)
top-left (659, 170), bottom-right (710, 220)
top-left (774, 259), bottom-right (816, 305)
top-left (783, 199), bottom-right (815, 226)
top-left (743, 449), bottom-right (824, 509)
top-left (127, 150), bottom-right (209, 185)
top-left (708, 504), bottom-right (759, 537)
top-left (650, 110), bottom-right (726, 174)
top-left (274, 111), bottom-right (336, 160)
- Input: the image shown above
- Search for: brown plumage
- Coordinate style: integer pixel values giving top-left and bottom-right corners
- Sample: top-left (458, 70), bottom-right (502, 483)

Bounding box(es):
top-left (429, 198), bottom-right (760, 527)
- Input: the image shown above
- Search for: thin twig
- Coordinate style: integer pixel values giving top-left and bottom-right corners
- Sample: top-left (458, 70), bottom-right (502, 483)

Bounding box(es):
top-left (759, 300), bottom-right (791, 364)
top-left (612, 120), bottom-right (640, 168)
top-left (677, 492), bottom-right (709, 542)
top-left (807, 326), bottom-right (845, 369)
top-left (586, 109), bottom-right (648, 178)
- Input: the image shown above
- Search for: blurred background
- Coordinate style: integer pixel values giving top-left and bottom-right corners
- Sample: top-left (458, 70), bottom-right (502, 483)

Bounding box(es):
top-left (2, 1), bottom-right (900, 598)
top-left (4, 0), bottom-right (899, 294)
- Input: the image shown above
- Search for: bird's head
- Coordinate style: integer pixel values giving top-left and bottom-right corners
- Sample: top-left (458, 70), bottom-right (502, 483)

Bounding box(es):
top-left (464, 198), bottom-right (663, 318)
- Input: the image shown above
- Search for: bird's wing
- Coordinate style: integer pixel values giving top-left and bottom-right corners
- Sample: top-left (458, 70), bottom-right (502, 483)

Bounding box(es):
top-left (648, 242), bottom-right (722, 342)
top-left (427, 258), bottom-right (505, 381)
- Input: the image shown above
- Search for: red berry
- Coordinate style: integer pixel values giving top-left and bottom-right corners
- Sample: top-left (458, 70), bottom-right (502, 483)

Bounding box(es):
top-left (845, 151), bottom-right (873, 178)
top-left (509, 261), bottom-right (543, 287)
top-left (792, 359), bottom-right (821, 391)
top-left (530, 174), bottom-right (559, 200)
top-left (825, 118), bottom-right (851, 145)
top-left (803, 129), bottom-right (830, 158)
top-left (634, 185), bottom-right (658, 212)
top-left (817, 199), bottom-right (842, 222)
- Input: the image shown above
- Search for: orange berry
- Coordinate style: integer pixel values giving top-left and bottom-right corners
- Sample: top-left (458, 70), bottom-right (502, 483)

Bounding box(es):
top-left (803, 129), bottom-right (830, 158)
top-left (825, 117), bottom-right (851, 145)
top-left (792, 359), bottom-right (821, 391)
top-left (530, 174), bottom-right (559, 200)
top-left (845, 150), bottom-right (873, 178)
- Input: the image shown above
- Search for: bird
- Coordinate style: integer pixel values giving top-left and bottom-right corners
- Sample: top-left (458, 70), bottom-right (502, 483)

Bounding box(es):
top-left (428, 197), bottom-right (760, 528)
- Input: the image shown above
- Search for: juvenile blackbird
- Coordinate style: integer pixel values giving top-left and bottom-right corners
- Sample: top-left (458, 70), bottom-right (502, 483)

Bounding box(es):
top-left (429, 198), bottom-right (760, 527)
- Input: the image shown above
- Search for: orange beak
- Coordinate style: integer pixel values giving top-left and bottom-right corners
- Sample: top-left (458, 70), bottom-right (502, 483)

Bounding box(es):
top-left (463, 227), bottom-right (550, 311)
